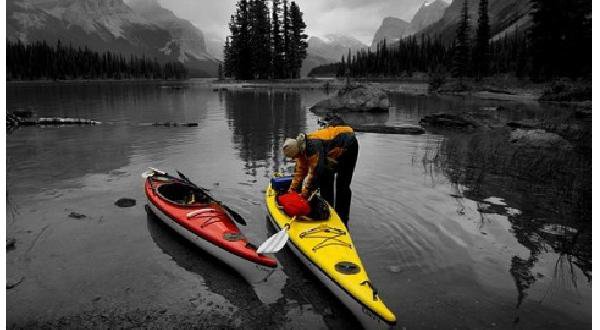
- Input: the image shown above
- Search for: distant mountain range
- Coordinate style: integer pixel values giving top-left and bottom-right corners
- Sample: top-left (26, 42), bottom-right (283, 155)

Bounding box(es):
top-left (372, 0), bottom-right (449, 47)
top-left (7, 0), bottom-right (535, 79)
top-left (302, 34), bottom-right (366, 76)
top-left (7, 0), bottom-right (220, 77)
top-left (419, 0), bottom-right (533, 42)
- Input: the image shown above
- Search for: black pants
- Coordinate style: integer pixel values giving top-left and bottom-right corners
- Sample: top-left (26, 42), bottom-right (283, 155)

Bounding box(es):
top-left (320, 139), bottom-right (358, 224)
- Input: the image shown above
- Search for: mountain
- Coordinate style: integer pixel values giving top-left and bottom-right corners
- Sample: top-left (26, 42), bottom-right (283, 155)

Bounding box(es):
top-left (371, 17), bottom-right (412, 48)
top-left (7, 0), bottom-right (219, 77)
top-left (419, 0), bottom-right (533, 43)
top-left (204, 32), bottom-right (225, 61)
top-left (303, 34), bottom-right (367, 77)
top-left (371, 0), bottom-right (449, 48)
top-left (410, 0), bottom-right (450, 33)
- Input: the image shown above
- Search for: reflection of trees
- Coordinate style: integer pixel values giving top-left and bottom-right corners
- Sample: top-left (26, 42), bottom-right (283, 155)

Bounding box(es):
top-left (222, 90), bottom-right (306, 175)
top-left (431, 129), bottom-right (591, 308)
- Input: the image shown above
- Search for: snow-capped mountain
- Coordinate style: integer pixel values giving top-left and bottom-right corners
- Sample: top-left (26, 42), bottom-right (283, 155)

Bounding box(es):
top-left (371, 0), bottom-right (449, 47)
top-left (410, 0), bottom-right (449, 33)
top-left (7, 0), bottom-right (219, 77)
top-left (302, 34), bottom-right (367, 77)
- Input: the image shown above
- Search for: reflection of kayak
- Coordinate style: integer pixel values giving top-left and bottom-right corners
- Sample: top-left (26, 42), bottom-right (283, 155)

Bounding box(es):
top-left (265, 180), bottom-right (396, 326)
top-left (144, 170), bottom-right (277, 268)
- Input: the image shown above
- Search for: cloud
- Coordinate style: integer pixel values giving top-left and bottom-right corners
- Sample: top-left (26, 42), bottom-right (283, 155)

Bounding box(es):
top-left (158, 0), bottom-right (430, 45)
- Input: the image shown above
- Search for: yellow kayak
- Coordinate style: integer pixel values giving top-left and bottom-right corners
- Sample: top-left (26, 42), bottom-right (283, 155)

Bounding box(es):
top-left (265, 183), bottom-right (397, 327)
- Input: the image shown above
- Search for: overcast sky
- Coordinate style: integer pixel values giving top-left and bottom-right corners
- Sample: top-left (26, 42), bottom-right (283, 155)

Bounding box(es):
top-left (157, 0), bottom-right (443, 45)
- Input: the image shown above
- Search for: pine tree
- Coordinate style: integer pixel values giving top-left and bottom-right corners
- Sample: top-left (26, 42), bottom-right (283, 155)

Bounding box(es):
top-left (530, 0), bottom-right (591, 79)
top-left (452, 0), bottom-right (471, 78)
top-left (474, 0), bottom-right (490, 79)
top-left (233, 0), bottom-right (252, 79)
top-left (271, 0), bottom-right (285, 78)
top-left (282, 0), bottom-right (291, 78)
top-left (288, 2), bottom-right (307, 78)
top-left (223, 36), bottom-right (232, 77)
top-left (248, 0), bottom-right (271, 79)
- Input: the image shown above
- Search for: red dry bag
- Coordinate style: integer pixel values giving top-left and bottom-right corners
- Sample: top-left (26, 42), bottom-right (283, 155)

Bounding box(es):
top-left (277, 192), bottom-right (311, 217)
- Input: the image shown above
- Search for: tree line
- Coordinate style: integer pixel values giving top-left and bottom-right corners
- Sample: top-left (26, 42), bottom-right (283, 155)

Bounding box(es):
top-left (309, 0), bottom-right (590, 82)
top-left (223, 0), bottom-right (308, 80)
top-left (7, 40), bottom-right (187, 81)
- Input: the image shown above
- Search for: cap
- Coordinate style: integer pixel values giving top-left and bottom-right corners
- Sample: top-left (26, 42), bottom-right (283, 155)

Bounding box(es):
top-left (283, 138), bottom-right (300, 158)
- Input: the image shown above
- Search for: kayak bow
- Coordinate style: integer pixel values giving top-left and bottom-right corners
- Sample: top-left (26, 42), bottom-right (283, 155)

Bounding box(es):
top-left (265, 181), bottom-right (396, 326)
top-left (145, 170), bottom-right (277, 268)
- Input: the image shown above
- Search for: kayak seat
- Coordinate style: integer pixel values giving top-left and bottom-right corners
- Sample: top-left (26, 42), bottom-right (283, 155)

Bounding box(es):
top-left (156, 182), bottom-right (211, 205)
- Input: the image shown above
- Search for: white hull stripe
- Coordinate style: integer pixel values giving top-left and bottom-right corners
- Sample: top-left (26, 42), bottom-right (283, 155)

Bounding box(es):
top-left (148, 203), bottom-right (269, 269)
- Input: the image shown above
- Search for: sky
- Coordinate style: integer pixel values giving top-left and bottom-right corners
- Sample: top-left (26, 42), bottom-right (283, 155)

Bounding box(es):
top-left (158, 0), bottom-right (444, 45)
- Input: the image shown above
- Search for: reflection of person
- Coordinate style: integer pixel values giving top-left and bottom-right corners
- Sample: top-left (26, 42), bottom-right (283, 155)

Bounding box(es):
top-left (282, 125), bottom-right (358, 223)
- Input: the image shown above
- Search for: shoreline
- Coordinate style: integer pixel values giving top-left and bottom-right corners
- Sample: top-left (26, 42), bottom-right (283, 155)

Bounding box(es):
top-left (6, 78), bottom-right (191, 85)
top-left (6, 77), bottom-right (591, 105)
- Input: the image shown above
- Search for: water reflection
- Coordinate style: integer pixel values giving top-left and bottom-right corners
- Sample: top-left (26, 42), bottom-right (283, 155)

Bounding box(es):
top-left (146, 207), bottom-right (354, 328)
top-left (222, 90), bottom-right (306, 175)
top-left (145, 208), bottom-right (289, 327)
top-left (7, 82), bottom-right (211, 124)
top-left (432, 128), bottom-right (591, 310)
top-left (263, 218), bottom-right (360, 329)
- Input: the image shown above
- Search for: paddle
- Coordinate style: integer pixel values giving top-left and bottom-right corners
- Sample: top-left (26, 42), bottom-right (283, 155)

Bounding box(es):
top-left (176, 170), bottom-right (247, 226)
top-left (257, 189), bottom-right (320, 254)
top-left (256, 216), bottom-right (296, 254)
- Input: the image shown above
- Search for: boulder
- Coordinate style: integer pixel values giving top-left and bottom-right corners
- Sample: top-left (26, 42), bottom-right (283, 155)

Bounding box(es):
top-left (310, 85), bottom-right (390, 113)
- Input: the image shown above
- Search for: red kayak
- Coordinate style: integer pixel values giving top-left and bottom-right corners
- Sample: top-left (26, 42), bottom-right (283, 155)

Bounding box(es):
top-left (144, 169), bottom-right (277, 268)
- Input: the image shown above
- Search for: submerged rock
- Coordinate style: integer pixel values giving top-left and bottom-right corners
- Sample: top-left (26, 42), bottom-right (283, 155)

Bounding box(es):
top-left (68, 211), bottom-right (87, 219)
top-left (510, 129), bottom-right (572, 149)
top-left (506, 119), bottom-right (540, 129)
top-left (152, 122), bottom-right (198, 127)
top-left (7, 238), bottom-right (16, 250)
top-left (115, 198), bottom-right (136, 207)
top-left (310, 85), bottom-right (390, 113)
top-left (353, 124), bottom-right (424, 135)
top-left (7, 276), bottom-right (24, 289)
top-left (419, 113), bottom-right (480, 129)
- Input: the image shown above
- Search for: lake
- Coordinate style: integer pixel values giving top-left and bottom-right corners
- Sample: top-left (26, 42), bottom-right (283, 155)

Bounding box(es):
top-left (6, 80), bottom-right (591, 329)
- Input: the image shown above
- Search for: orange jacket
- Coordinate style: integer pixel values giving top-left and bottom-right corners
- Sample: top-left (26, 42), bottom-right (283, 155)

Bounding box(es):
top-left (289, 126), bottom-right (356, 196)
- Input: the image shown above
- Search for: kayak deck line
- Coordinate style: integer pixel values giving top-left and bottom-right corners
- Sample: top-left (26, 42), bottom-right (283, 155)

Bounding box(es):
top-left (144, 171), bottom-right (277, 268)
top-left (266, 212), bottom-right (395, 327)
top-left (298, 224), bottom-right (352, 252)
top-left (265, 184), bottom-right (396, 326)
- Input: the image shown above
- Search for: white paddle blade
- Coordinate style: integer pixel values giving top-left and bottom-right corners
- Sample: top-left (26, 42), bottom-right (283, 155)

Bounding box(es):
top-left (141, 170), bottom-right (154, 179)
top-left (256, 229), bottom-right (289, 254)
top-left (148, 167), bottom-right (166, 175)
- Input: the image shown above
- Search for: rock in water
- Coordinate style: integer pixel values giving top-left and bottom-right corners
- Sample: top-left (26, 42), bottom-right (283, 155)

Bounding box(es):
top-left (353, 124), bottom-right (425, 135)
top-left (115, 198), bottom-right (137, 207)
top-left (419, 113), bottom-right (480, 129)
top-left (68, 212), bottom-right (86, 219)
top-left (510, 129), bottom-right (572, 149)
top-left (7, 238), bottom-right (16, 250)
top-left (310, 85), bottom-right (390, 113)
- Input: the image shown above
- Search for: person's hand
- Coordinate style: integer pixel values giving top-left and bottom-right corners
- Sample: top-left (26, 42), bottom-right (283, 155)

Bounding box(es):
top-left (300, 189), bottom-right (310, 199)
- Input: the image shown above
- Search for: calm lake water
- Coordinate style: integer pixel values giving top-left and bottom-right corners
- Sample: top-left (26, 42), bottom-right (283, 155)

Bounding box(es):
top-left (6, 80), bottom-right (591, 329)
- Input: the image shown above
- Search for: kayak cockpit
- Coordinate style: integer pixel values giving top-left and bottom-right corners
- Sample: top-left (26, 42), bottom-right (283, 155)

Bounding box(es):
top-left (155, 181), bottom-right (211, 206)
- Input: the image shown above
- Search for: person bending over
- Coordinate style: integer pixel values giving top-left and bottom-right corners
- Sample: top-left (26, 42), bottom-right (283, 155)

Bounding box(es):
top-left (282, 125), bottom-right (358, 223)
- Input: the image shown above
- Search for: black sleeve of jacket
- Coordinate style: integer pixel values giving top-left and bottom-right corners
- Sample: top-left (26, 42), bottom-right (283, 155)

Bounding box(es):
top-left (306, 140), bottom-right (328, 193)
